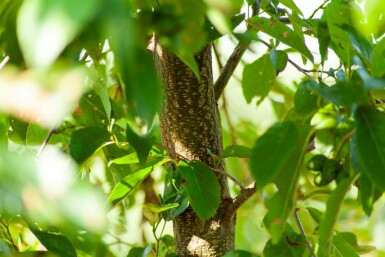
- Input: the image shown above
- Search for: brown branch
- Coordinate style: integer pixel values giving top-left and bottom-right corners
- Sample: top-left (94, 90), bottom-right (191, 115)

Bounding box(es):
top-left (229, 182), bottom-right (256, 213)
top-left (214, 42), bottom-right (249, 101)
top-left (212, 168), bottom-right (246, 190)
top-left (294, 208), bottom-right (316, 257)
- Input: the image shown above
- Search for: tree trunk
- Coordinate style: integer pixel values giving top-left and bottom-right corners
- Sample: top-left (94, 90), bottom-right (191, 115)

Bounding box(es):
top-left (152, 39), bottom-right (236, 256)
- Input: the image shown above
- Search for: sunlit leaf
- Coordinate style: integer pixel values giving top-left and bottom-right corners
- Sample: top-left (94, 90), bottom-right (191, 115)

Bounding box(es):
top-left (143, 203), bottom-right (179, 213)
top-left (371, 39), bottom-right (385, 78)
top-left (221, 145), bottom-right (251, 159)
top-left (353, 105), bottom-right (385, 191)
top-left (179, 160), bottom-right (220, 221)
top-left (294, 79), bottom-right (320, 120)
top-left (69, 126), bottom-right (111, 164)
top-left (242, 54), bottom-right (276, 104)
top-left (306, 207), bottom-right (323, 224)
top-left (318, 174), bottom-right (358, 257)
top-left (108, 157), bottom-right (167, 207)
top-left (279, 0), bottom-right (302, 16)
top-left (223, 250), bottom-right (260, 257)
top-left (247, 17), bottom-right (313, 62)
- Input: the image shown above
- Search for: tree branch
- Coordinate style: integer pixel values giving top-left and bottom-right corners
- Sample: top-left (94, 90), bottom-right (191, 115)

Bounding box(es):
top-left (0, 56), bottom-right (10, 70)
top-left (294, 208), bottom-right (316, 257)
top-left (229, 182), bottom-right (256, 214)
top-left (214, 42), bottom-right (249, 101)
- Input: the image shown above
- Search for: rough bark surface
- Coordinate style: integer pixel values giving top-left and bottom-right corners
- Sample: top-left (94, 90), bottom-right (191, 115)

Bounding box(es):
top-left (153, 38), bottom-right (235, 257)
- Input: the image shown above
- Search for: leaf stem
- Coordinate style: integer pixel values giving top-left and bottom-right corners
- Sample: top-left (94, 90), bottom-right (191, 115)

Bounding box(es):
top-left (308, 0), bottom-right (330, 20)
top-left (294, 208), bottom-right (316, 257)
top-left (334, 129), bottom-right (355, 158)
top-left (212, 168), bottom-right (245, 190)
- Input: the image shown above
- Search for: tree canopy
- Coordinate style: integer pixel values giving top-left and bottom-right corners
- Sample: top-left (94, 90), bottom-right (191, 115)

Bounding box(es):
top-left (1, 0), bottom-right (385, 256)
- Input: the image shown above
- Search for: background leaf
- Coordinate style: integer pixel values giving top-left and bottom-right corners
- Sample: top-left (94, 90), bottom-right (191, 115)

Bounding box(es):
top-left (69, 126), bottom-right (111, 164)
top-left (179, 160), bottom-right (220, 221)
top-left (221, 145), bottom-right (251, 159)
top-left (126, 124), bottom-right (156, 165)
top-left (242, 54), bottom-right (276, 104)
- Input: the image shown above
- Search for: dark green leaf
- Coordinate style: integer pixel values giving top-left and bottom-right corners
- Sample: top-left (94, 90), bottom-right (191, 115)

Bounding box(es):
top-left (95, 82), bottom-right (111, 122)
top-left (179, 160), bottom-right (220, 221)
top-left (251, 122), bottom-right (311, 242)
top-left (359, 173), bottom-right (383, 215)
top-left (323, 1), bottom-right (355, 66)
top-left (294, 79), bottom-right (320, 120)
top-left (269, 49), bottom-right (288, 73)
top-left (263, 230), bottom-right (306, 257)
top-left (242, 54), bottom-right (276, 104)
top-left (108, 157), bottom-right (168, 207)
top-left (318, 174), bottom-right (358, 257)
top-left (69, 126), bottom-right (111, 164)
top-left (306, 207), bottom-right (323, 224)
top-left (311, 74), bottom-right (367, 109)
top-left (29, 226), bottom-right (77, 257)
top-left (221, 145), bottom-right (251, 159)
top-left (248, 17), bottom-right (313, 62)
top-left (279, 0), bottom-right (302, 16)
top-left (250, 122), bottom-right (303, 189)
top-left (342, 25), bottom-right (372, 61)
top-left (317, 21), bottom-right (330, 64)
top-left (354, 105), bottom-right (385, 191)
top-left (126, 124), bottom-right (156, 165)
top-left (371, 39), bottom-right (385, 77)
top-left (127, 247), bottom-right (145, 257)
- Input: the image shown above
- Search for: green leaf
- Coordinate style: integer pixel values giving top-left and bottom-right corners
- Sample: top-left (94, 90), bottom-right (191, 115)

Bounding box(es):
top-left (142, 203), bottom-right (179, 213)
top-left (317, 174), bottom-right (358, 257)
top-left (29, 225), bottom-right (77, 257)
top-left (95, 81), bottom-right (111, 122)
top-left (279, 0), bottom-right (302, 16)
top-left (126, 247), bottom-right (145, 257)
top-left (205, 14), bottom-right (245, 42)
top-left (242, 54), bottom-right (276, 104)
top-left (354, 105), bottom-right (385, 191)
top-left (331, 235), bottom-right (360, 257)
top-left (323, 1), bottom-right (356, 66)
top-left (311, 74), bottom-right (367, 109)
top-left (342, 25), bottom-right (372, 61)
top-left (179, 160), bottom-right (220, 221)
top-left (126, 124), bottom-right (156, 165)
top-left (223, 250), bottom-right (260, 257)
top-left (0, 115), bottom-right (8, 147)
top-left (358, 173), bottom-right (383, 215)
top-left (221, 145), bottom-right (251, 159)
top-left (269, 49), bottom-right (288, 73)
top-left (175, 52), bottom-right (200, 80)
top-left (108, 157), bottom-right (168, 207)
top-left (69, 126), bottom-right (111, 164)
top-left (248, 17), bottom-right (313, 62)
top-left (108, 152), bottom-right (139, 166)
top-left (17, 0), bottom-right (101, 68)
top-left (263, 231), bottom-right (306, 257)
top-left (260, 123), bottom-right (311, 243)
top-left (317, 21), bottom-right (331, 65)
top-left (294, 79), bottom-right (320, 120)
top-left (306, 207), bottom-right (323, 224)
top-left (250, 122), bottom-right (305, 189)
top-left (371, 39), bottom-right (385, 77)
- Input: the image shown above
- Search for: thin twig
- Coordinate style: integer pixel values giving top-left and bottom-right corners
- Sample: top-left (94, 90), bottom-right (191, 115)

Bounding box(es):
top-left (35, 127), bottom-right (55, 159)
top-left (212, 168), bottom-right (246, 190)
top-left (334, 129), bottom-right (355, 158)
top-left (0, 56), bottom-right (10, 70)
top-left (229, 182), bottom-right (256, 213)
top-left (294, 208), bottom-right (316, 257)
top-left (257, 39), bottom-right (329, 77)
top-left (308, 0), bottom-right (330, 20)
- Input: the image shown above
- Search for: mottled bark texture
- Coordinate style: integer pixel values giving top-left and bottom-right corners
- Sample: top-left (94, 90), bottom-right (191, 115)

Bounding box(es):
top-left (153, 38), bottom-right (235, 256)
